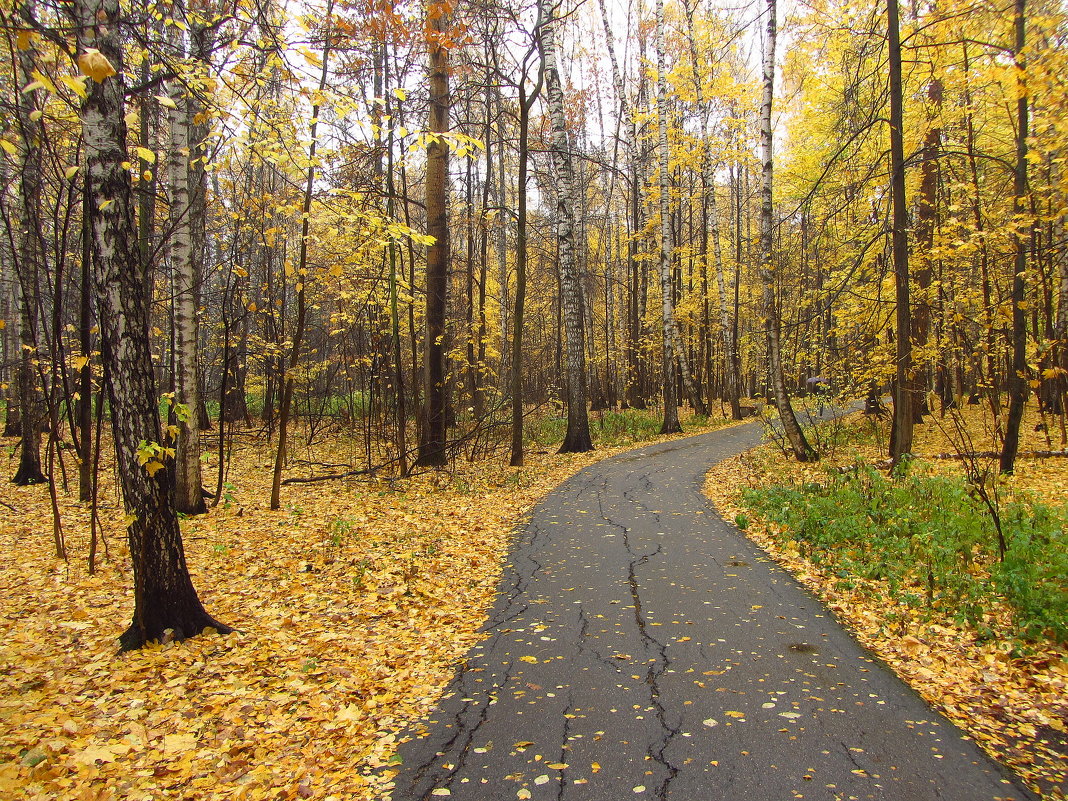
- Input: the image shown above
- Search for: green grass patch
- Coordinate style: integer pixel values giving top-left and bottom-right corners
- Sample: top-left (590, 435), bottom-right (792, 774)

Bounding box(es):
top-left (526, 408), bottom-right (719, 450)
top-left (742, 466), bottom-right (1067, 644)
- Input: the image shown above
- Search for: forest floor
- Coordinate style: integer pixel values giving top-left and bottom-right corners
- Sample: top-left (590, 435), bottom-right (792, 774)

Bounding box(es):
top-left (705, 401), bottom-right (1068, 799)
top-left (0, 411), bottom-right (736, 801)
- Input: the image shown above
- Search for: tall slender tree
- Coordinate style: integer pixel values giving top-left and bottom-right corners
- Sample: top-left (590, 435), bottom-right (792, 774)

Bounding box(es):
top-left (510, 17), bottom-right (544, 467)
top-left (759, 0), bottom-right (815, 461)
top-left (11, 0), bottom-right (46, 486)
top-left (167, 14), bottom-right (206, 514)
top-left (271, 1), bottom-right (334, 506)
top-left (1000, 0), bottom-right (1030, 475)
top-left (417, 0), bottom-right (451, 465)
top-left (681, 0), bottom-right (741, 419)
top-left (655, 0), bottom-right (681, 433)
top-left (888, 0), bottom-right (914, 466)
top-left (541, 0), bottom-right (593, 453)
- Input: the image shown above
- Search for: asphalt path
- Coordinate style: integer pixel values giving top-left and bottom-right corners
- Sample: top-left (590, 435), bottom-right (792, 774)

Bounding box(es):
top-left (392, 421), bottom-right (1034, 801)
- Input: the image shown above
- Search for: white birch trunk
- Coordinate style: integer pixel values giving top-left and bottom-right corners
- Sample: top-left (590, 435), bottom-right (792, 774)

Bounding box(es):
top-left (74, 0), bottom-right (227, 648)
top-left (542, 0), bottom-right (593, 452)
top-left (759, 0), bottom-right (815, 461)
top-left (167, 25), bottom-right (205, 515)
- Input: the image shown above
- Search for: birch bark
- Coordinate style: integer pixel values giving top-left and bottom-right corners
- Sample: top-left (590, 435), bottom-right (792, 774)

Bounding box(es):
top-left (541, 0), bottom-right (593, 452)
top-left (167, 19), bottom-right (206, 514)
top-left (681, 0), bottom-right (741, 419)
top-left (759, 0), bottom-right (815, 461)
top-left (74, 0), bottom-right (228, 649)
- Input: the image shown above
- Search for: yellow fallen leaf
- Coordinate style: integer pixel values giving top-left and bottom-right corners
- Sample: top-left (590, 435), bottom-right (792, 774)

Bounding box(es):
top-left (75, 743), bottom-right (123, 764)
top-left (162, 733), bottom-right (196, 753)
top-left (519, 655), bottom-right (538, 663)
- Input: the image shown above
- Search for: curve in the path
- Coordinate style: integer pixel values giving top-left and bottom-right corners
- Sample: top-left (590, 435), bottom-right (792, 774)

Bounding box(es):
top-left (392, 422), bottom-right (1035, 801)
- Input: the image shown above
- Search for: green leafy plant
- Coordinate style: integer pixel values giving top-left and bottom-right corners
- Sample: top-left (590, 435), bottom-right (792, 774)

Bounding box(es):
top-left (743, 466), bottom-right (1067, 643)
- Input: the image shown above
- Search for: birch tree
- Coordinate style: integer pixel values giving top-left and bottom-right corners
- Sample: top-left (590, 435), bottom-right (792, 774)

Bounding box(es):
top-left (681, 0), bottom-right (742, 419)
top-left (758, 0), bottom-right (815, 461)
top-left (655, 0), bottom-right (681, 432)
top-left (541, 0), bottom-right (593, 452)
top-left (655, 0), bottom-right (707, 430)
top-left (167, 15), bottom-right (206, 515)
top-left (73, 0), bottom-right (229, 649)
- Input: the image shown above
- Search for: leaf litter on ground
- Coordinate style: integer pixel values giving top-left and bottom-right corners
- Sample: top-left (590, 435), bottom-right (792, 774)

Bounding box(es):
top-left (0, 415), bottom-right (737, 800)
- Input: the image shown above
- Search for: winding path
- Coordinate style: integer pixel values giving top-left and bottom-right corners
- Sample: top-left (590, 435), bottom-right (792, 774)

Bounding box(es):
top-left (393, 422), bottom-right (1034, 800)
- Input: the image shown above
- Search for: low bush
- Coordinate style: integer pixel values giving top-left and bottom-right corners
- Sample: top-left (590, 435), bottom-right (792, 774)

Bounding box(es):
top-left (742, 466), bottom-right (1067, 643)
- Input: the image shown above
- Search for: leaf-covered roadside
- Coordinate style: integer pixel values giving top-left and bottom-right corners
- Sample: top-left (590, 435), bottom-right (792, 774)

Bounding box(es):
top-left (0, 416), bottom-right (736, 800)
top-left (705, 407), bottom-right (1068, 798)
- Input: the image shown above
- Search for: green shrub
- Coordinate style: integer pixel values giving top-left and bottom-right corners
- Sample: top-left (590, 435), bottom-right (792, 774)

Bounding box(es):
top-left (743, 466), bottom-right (1067, 643)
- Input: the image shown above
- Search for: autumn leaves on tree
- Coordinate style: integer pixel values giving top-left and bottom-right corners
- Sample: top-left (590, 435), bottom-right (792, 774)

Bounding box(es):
top-left (0, 0), bottom-right (1065, 648)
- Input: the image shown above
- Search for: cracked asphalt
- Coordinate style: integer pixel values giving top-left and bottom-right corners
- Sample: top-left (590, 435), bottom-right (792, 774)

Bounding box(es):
top-left (392, 422), bottom-right (1035, 801)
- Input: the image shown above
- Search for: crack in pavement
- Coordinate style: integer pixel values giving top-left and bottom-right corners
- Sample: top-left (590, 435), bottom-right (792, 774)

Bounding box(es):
top-left (621, 523), bottom-right (679, 798)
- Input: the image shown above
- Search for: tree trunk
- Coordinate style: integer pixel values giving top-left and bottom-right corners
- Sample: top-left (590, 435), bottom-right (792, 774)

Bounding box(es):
top-left (167, 24), bottom-right (206, 515)
top-left (416, 1), bottom-right (451, 466)
top-left (912, 78), bottom-right (942, 422)
top-left (888, 0), bottom-right (914, 467)
top-left (510, 32), bottom-right (543, 466)
top-left (655, 0), bottom-right (706, 422)
top-left (1000, 0), bottom-right (1030, 476)
top-left (541, 0), bottom-right (593, 453)
top-left (74, 0), bottom-right (228, 649)
top-left (12, 4), bottom-right (46, 487)
top-left (759, 0), bottom-right (814, 461)
top-left (78, 177), bottom-right (94, 501)
top-left (682, 0), bottom-right (741, 420)
top-left (189, 18), bottom-right (215, 433)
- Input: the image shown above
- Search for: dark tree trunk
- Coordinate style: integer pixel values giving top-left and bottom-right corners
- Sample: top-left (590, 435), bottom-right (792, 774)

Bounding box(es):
top-left (912, 78), bottom-right (942, 422)
top-left (1001, 0), bottom-right (1030, 476)
top-left (417, 4), bottom-right (451, 466)
top-left (12, 6), bottom-right (46, 487)
top-left (888, 0), bottom-right (914, 466)
top-left (510, 39), bottom-right (543, 467)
